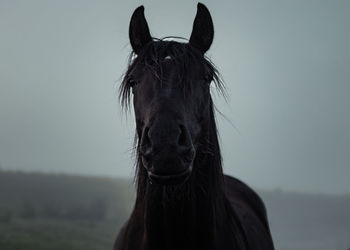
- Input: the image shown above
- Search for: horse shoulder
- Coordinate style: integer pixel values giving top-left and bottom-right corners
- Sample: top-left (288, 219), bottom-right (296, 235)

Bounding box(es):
top-left (224, 174), bottom-right (275, 249)
top-left (224, 175), bottom-right (268, 226)
top-left (113, 221), bottom-right (128, 250)
top-left (114, 210), bottom-right (146, 250)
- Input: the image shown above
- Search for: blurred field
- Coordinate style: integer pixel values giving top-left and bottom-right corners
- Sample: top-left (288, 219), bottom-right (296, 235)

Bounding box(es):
top-left (0, 170), bottom-right (349, 250)
top-left (0, 171), bottom-right (134, 250)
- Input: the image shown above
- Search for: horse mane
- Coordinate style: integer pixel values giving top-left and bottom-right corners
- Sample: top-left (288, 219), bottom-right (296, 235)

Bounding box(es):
top-left (119, 39), bottom-right (225, 109)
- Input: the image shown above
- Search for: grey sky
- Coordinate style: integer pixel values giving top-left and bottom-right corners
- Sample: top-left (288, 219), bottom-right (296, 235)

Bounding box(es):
top-left (0, 0), bottom-right (349, 194)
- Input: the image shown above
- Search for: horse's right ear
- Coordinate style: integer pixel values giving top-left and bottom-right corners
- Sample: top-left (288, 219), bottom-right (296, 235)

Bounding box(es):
top-left (129, 6), bottom-right (152, 55)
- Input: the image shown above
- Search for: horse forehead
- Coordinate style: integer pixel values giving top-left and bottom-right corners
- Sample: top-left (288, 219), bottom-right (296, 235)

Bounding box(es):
top-left (150, 70), bottom-right (184, 100)
top-left (154, 78), bottom-right (181, 99)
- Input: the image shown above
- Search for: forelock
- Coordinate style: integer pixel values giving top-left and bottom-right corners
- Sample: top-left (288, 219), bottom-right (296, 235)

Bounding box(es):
top-left (119, 40), bottom-right (224, 110)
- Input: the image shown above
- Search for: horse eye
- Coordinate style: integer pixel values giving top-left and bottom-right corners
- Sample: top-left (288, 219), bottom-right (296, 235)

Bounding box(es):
top-left (206, 74), bottom-right (213, 83)
top-left (128, 78), bottom-right (137, 88)
top-left (202, 72), bottom-right (213, 83)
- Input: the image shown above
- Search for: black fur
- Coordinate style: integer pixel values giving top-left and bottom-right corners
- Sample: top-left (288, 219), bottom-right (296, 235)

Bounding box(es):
top-left (114, 3), bottom-right (274, 250)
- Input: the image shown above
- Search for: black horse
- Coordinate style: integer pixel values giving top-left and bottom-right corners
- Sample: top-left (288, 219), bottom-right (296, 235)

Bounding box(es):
top-left (114, 3), bottom-right (274, 250)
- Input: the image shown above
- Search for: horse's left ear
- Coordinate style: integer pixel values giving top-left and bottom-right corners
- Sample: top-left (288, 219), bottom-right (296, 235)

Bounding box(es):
top-left (189, 3), bottom-right (214, 54)
top-left (129, 6), bottom-right (152, 54)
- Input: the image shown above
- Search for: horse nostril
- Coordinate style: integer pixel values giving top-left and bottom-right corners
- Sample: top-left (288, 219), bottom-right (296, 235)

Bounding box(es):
top-left (178, 125), bottom-right (188, 147)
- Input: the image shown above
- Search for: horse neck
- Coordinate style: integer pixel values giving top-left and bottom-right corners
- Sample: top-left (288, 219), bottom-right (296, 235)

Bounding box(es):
top-left (134, 106), bottom-right (229, 250)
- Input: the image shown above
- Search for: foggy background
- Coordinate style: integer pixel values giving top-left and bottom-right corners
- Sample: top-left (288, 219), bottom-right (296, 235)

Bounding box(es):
top-left (1, 1), bottom-right (350, 250)
top-left (1, 0), bottom-right (349, 194)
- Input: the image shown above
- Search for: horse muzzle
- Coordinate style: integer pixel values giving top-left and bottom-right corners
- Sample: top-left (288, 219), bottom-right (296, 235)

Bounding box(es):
top-left (141, 147), bottom-right (195, 185)
top-left (147, 163), bottom-right (193, 185)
